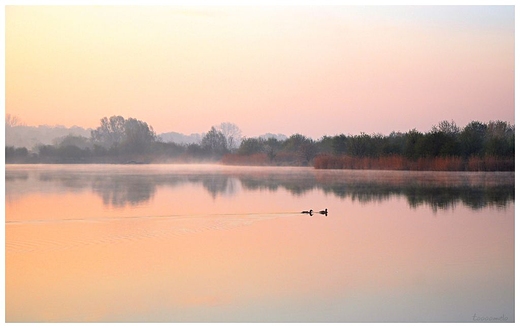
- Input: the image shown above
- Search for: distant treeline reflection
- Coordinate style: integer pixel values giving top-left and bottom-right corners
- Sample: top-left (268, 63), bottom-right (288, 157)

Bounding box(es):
top-left (7, 169), bottom-right (513, 212)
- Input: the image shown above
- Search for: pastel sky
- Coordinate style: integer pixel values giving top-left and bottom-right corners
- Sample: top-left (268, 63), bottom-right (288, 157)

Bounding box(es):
top-left (5, 5), bottom-right (515, 139)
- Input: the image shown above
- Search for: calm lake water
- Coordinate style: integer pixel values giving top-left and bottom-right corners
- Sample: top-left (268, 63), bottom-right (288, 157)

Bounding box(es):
top-left (5, 164), bottom-right (515, 322)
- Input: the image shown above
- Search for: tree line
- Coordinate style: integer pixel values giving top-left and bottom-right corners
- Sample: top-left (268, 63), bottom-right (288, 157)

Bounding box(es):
top-left (5, 116), bottom-right (243, 164)
top-left (5, 116), bottom-right (515, 171)
top-left (225, 120), bottom-right (514, 171)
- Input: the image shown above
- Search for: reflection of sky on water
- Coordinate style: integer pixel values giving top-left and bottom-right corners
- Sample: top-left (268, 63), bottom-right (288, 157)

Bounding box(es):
top-left (5, 165), bottom-right (514, 211)
top-left (5, 165), bottom-right (514, 322)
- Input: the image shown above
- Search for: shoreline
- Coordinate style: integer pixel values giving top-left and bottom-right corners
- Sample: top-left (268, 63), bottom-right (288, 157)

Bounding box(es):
top-left (5, 157), bottom-right (515, 172)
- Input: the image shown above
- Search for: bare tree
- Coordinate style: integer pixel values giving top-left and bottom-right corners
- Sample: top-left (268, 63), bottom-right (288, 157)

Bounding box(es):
top-left (217, 122), bottom-right (242, 150)
top-left (5, 114), bottom-right (24, 127)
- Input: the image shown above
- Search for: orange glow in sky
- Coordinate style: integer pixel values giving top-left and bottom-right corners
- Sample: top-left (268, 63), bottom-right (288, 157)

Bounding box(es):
top-left (5, 6), bottom-right (515, 138)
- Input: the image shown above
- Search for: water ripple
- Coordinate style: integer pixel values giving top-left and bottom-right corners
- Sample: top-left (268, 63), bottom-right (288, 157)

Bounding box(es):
top-left (5, 212), bottom-right (300, 253)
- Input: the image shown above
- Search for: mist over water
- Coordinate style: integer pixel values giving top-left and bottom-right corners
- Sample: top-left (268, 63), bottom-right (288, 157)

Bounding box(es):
top-left (5, 164), bottom-right (514, 322)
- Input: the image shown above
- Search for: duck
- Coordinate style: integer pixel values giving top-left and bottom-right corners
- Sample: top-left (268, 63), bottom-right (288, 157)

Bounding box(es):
top-left (318, 209), bottom-right (328, 216)
top-left (301, 209), bottom-right (313, 216)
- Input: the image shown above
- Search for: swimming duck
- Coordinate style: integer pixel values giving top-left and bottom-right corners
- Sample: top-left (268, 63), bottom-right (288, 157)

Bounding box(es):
top-left (318, 209), bottom-right (328, 216)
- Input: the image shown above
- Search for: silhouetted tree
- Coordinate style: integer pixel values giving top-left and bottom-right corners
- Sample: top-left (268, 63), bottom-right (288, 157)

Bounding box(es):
top-left (38, 145), bottom-right (57, 158)
top-left (57, 145), bottom-right (91, 162)
top-left (90, 116), bottom-right (156, 154)
top-left (404, 129), bottom-right (423, 159)
top-left (316, 136), bottom-right (334, 154)
top-left (264, 137), bottom-right (283, 162)
top-left (350, 133), bottom-right (378, 157)
top-left (238, 137), bottom-right (265, 155)
top-left (429, 120), bottom-right (461, 156)
top-left (55, 134), bottom-right (92, 149)
top-left (186, 144), bottom-right (205, 159)
top-left (460, 121), bottom-right (487, 158)
top-left (152, 141), bottom-right (185, 158)
top-left (283, 134), bottom-right (317, 164)
top-left (121, 118), bottom-right (156, 154)
top-left (484, 121), bottom-right (514, 157)
top-left (91, 116), bottom-right (126, 149)
top-left (6, 146), bottom-right (30, 163)
top-left (332, 134), bottom-right (348, 155)
top-left (432, 120), bottom-right (460, 136)
top-left (201, 126), bottom-right (228, 157)
top-left (382, 132), bottom-right (406, 156)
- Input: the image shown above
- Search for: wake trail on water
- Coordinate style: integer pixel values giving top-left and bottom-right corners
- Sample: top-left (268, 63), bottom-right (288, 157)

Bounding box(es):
top-left (5, 211), bottom-right (302, 225)
top-left (6, 211), bottom-right (305, 253)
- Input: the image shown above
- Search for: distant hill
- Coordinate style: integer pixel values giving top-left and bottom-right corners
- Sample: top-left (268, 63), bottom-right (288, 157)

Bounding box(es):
top-left (157, 132), bottom-right (203, 144)
top-left (6, 124), bottom-right (289, 150)
top-left (5, 125), bottom-right (92, 150)
top-left (157, 131), bottom-right (287, 145)
top-left (256, 133), bottom-right (287, 141)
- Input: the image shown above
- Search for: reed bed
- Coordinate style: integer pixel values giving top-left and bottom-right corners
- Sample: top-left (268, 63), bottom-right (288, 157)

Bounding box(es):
top-left (313, 154), bottom-right (514, 171)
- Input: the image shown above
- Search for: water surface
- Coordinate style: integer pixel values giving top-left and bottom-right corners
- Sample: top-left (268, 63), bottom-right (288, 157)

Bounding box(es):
top-left (5, 164), bottom-right (515, 322)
